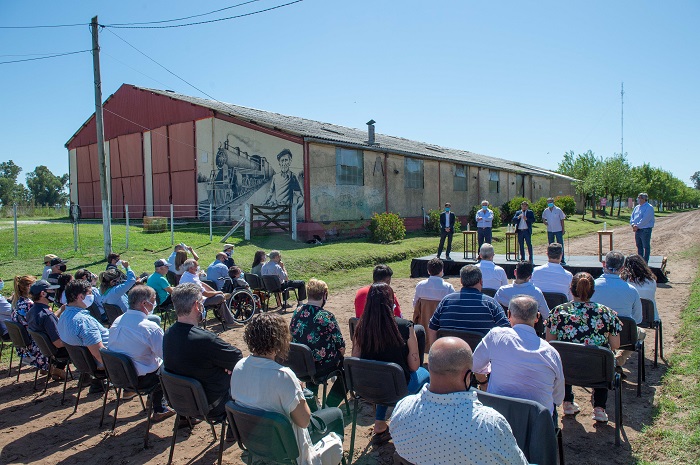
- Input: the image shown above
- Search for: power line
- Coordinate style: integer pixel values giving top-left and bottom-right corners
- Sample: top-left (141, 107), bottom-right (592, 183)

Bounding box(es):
top-left (0, 49), bottom-right (91, 65)
top-left (0, 22), bottom-right (87, 29)
top-left (103, 0), bottom-right (303, 29)
top-left (101, 51), bottom-right (173, 89)
top-left (103, 0), bottom-right (265, 27)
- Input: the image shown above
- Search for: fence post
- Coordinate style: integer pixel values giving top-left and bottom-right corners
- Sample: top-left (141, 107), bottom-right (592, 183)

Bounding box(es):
top-left (291, 206), bottom-right (297, 241)
top-left (209, 203), bottom-right (213, 241)
top-left (244, 203), bottom-right (251, 241)
top-left (13, 204), bottom-right (18, 257)
top-left (170, 204), bottom-right (175, 246)
top-left (125, 204), bottom-right (130, 250)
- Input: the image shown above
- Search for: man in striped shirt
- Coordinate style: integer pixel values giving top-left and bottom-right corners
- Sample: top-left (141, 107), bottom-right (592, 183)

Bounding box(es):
top-left (428, 265), bottom-right (510, 346)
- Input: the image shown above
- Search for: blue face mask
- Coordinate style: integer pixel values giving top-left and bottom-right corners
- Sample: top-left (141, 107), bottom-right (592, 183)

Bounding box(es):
top-left (445, 208), bottom-right (450, 212)
top-left (481, 205), bottom-right (488, 211)
top-left (548, 203), bottom-right (554, 208)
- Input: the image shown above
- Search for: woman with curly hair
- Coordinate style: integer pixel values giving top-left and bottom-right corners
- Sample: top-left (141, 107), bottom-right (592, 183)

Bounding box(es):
top-left (231, 313), bottom-right (344, 465)
top-left (352, 282), bottom-right (429, 443)
top-left (621, 254), bottom-right (658, 319)
top-left (11, 275), bottom-right (50, 372)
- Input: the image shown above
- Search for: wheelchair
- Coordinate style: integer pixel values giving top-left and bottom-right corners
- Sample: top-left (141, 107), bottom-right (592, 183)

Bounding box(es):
top-left (219, 277), bottom-right (260, 324)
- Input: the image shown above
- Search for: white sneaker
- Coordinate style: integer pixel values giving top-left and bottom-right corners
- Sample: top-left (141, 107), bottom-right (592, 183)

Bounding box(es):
top-left (592, 407), bottom-right (609, 422)
top-left (563, 401), bottom-right (580, 415)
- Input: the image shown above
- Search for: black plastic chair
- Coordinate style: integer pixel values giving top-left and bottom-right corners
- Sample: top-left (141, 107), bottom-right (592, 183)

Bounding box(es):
top-left (63, 343), bottom-right (109, 412)
top-left (225, 400), bottom-right (300, 465)
top-left (476, 390), bottom-right (561, 465)
top-left (27, 329), bottom-right (72, 398)
top-left (543, 292), bottom-right (569, 310)
top-left (156, 293), bottom-right (174, 330)
top-left (550, 341), bottom-right (623, 446)
top-left (103, 303), bottom-right (124, 326)
top-left (159, 368), bottom-right (226, 465)
top-left (202, 293), bottom-right (228, 331)
top-left (639, 298), bottom-right (663, 367)
top-left (244, 273), bottom-right (271, 310)
top-left (436, 328), bottom-right (484, 351)
top-left (5, 321), bottom-right (40, 386)
top-left (99, 349), bottom-right (156, 448)
top-left (344, 357), bottom-right (408, 465)
top-left (262, 275), bottom-right (284, 309)
top-left (618, 316), bottom-right (645, 397)
top-left (281, 343), bottom-right (350, 415)
top-left (202, 279), bottom-right (219, 292)
top-left (481, 288), bottom-right (497, 298)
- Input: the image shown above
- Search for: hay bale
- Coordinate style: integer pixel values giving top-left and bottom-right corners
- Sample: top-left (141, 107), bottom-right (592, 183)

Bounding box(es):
top-left (143, 216), bottom-right (167, 233)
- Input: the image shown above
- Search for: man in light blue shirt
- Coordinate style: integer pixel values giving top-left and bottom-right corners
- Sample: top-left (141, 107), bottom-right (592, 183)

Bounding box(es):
top-left (475, 200), bottom-right (494, 249)
top-left (206, 253), bottom-right (230, 291)
top-left (629, 192), bottom-right (655, 263)
top-left (494, 261), bottom-right (550, 319)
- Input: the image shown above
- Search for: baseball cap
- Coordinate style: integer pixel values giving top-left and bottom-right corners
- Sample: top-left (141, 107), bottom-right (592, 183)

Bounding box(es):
top-left (43, 254), bottom-right (58, 263)
top-left (154, 259), bottom-right (169, 268)
top-left (50, 257), bottom-right (67, 266)
top-left (30, 280), bottom-right (60, 294)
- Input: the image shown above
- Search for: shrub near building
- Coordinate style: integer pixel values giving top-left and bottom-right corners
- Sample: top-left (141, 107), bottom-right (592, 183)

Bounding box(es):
top-left (425, 209), bottom-right (462, 235)
top-left (369, 212), bottom-right (407, 243)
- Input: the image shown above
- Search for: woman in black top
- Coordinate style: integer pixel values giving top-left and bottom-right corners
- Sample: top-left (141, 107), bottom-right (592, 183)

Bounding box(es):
top-left (352, 282), bottom-right (429, 440)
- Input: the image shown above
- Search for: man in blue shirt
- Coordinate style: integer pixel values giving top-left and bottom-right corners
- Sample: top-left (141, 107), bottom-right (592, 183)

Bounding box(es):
top-left (428, 265), bottom-right (510, 346)
top-left (206, 253), bottom-right (230, 291)
top-left (475, 200), bottom-right (494, 249)
top-left (629, 192), bottom-right (655, 262)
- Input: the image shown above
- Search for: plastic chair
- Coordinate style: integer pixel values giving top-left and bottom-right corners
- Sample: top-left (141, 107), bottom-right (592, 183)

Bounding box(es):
top-left (4, 321), bottom-right (40, 386)
top-left (281, 343), bottom-right (350, 415)
top-left (476, 390), bottom-right (561, 465)
top-left (27, 329), bottom-right (72, 398)
top-left (202, 293), bottom-right (228, 331)
top-left (103, 303), bottom-right (124, 326)
top-left (550, 341), bottom-right (623, 445)
top-left (99, 349), bottom-right (156, 448)
top-left (435, 328), bottom-right (484, 351)
top-left (244, 273), bottom-right (271, 310)
top-left (166, 271), bottom-right (179, 286)
top-left (156, 294), bottom-right (174, 330)
top-left (412, 299), bottom-right (440, 344)
top-left (482, 288), bottom-right (497, 298)
top-left (639, 298), bottom-right (663, 367)
top-left (225, 400), bottom-right (300, 465)
top-left (262, 275), bottom-right (284, 309)
top-left (543, 292), bottom-right (568, 310)
top-left (618, 316), bottom-right (645, 397)
top-left (159, 368), bottom-right (227, 465)
top-left (343, 357), bottom-right (408, 465)
top-left (63, 343), bottom-right (109, 412)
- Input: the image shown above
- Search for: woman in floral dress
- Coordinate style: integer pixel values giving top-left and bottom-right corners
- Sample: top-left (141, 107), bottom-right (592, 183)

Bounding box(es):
top-left (546, 271), bottom-right (622, 423)
top-left (289, 278), bottom-right (347, 408)
top-left (11, 275), bottom-right (50, 372)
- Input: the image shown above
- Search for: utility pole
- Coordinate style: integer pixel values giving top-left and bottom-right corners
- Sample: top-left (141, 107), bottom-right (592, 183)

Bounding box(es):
top-left (91, 16), bottom-right (112, 258)
top-left (621, 82), bottom-right (624, 156)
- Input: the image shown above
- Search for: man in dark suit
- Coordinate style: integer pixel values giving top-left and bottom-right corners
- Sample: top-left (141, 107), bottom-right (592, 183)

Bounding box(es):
top-left (512, 201), bottom-right (536, 262)
top-left (437, 202), bottom-right (456, 260)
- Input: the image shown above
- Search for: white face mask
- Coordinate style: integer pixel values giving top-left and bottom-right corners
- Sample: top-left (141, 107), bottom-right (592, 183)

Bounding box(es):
top-left (116, 260), bottom-right (124, 268)
top-left (145, 301), bottom-right (156, 315)
top-left (82, 294), bottom-right (95, 308)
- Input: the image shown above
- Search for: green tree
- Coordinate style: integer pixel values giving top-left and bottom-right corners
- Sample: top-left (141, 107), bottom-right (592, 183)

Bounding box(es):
top-left (26, 165), bottom-right (69, 206)
top-left (597, 154), bottom-right (631, 216)
top-left (691, 171), bottom-right (700, 190)
top-left (0, 160), bottom-right (26, 207)
top-left (557, 150), bottom-right (601, 218)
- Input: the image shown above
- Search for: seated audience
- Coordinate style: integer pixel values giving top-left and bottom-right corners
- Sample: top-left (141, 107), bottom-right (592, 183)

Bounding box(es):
top-left (42, 254), bottom-right (57, 280)
top-left (621, 253), bottom-right (658, 319)
top-left (428, 265), bottom-right (510, 346)
top-left (179, 259), bottom-right (238, 327)
top-left (74, 269), bottom-right (106, 322)
top-left (106, 253), bottom-right (121, 271)
top-left (100, 262), bottom-right (137, 313)
top-left (412, 258), bottom-right (455, 338)
top-left (494, 261), bottom-right (550, 318)
top-left (206, 253), bottom-right (230, 291)
top-left (11, 275), bottom-right (51, 372)
top-left (163, 283), bottom-right (243, 418)
top-left (473, 295), bottom-right (564, 416)
top-left (476, 243), bottom-right (508, 290)
top-left (354, 264), bottom-right (402, 318)
top-left (0, 278), bottom-right (11, 341)
top-left (290, 278), bottom-right (346, 408)
top-left (57, 273), bottom-right (74, 306)
top-left (390, 337), bottom-right (528, 465)
top-left (261, 250), bottom-right (307, 309)
top-left (47, 257), bottom-right (68, 285)
top-left (546, 272), bottom-right (622, 423)
top-left (232, 313), bottom-right (344, 465)
top-left (147, 259), bottom-right (174, 308)
top-left (222, 244), bottom-right (236, 269)
top-left (108, 286), bottom-right (176, 423)
top-left (227, 266), bottom-right (249, 290)
top-left (352, 282), bottom-right (429, 443)
top-left (250, 250), bottom-right (267, 276)
top-left (26, 279), bottom-right (68, 380)
top-left (531, 242), bottom-right (573, 301)
top-left (167, 243), bottom-right (199, 274)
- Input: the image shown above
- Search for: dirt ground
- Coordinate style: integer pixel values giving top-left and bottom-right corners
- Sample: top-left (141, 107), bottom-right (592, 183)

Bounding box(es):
top-left (1, 210), bottom-right (698, 465)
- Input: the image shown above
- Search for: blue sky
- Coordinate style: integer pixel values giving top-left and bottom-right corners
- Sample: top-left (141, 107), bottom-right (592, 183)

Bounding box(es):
top-left (1, 1), bottom-right (698, 186)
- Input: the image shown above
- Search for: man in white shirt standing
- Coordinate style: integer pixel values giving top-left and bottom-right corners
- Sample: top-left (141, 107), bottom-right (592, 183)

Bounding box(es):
top-left (472, 295), bottom-right (564, 417)
top-left (413, 258), bottom-right (455, 335)
top-left (108, 286), bottom-right (176, 423)
top-left (475, 200), bottom-right (494, 250)
top-left (542, 197), bottom-right (567, 265)
top-left (531, 243), bottom-right (573, 301)
top-left (477, 243), bottom-right (508, 292)
top-left (494, 261), bottom-right (550, 319)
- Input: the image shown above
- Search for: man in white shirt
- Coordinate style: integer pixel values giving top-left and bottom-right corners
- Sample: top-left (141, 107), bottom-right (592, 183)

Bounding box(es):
top-left (390, 337), bottom-right (528, 465)
top-left (472, 295), bottom-right (564, 416)
top-left (477, 243), bottom-right (508, 291)
top-left (261, 250), bottom-right (307, 309)
top-left (475, 200), bottom-right (494, 249)
top-left (531, 243), bottom-right (573, 301)
top-left (542, 197), bottom-right (567, 265)
top-left (108, 286), bottom-right (176, 423)
top-left (494, 261), bottom-right (550, 319)
top-left (179, 259), bottom-right (238, 327)
top-left (412, 258), bottom-right (455, 335)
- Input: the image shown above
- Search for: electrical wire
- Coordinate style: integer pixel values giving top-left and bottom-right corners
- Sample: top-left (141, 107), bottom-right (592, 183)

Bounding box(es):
top-left (0, 22), bottom-right (87, 29)
top-left (103, 0), bottom-right (265, 26)
top-left (103, 0), bottom-right (303, 29)
top-left (0, 49), bottom-right (91, 65)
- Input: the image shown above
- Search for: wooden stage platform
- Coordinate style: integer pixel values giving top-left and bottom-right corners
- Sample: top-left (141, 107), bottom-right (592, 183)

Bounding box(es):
top-left (410, 254), bottom-right (668, 283)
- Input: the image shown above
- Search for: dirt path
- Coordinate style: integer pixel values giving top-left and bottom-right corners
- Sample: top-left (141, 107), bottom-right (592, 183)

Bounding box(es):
top-left (1, 210), bottom-right (698, 465)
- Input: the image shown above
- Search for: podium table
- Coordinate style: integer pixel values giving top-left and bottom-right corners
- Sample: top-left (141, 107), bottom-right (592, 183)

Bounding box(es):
top-left (462, 230), bottom-right (478, 260)
top-left (505, 232), bottom-right (518, 261)
top-left (597, 230), bottom-right (614, 261)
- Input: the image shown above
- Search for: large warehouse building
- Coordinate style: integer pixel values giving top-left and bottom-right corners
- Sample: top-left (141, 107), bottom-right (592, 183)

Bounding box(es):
top-left (66, 84), bottom-right (577, 239)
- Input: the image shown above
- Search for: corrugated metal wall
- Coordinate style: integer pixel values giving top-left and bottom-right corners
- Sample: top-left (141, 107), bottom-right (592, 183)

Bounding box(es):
top-left (110, 133), bottom-right (145, 219)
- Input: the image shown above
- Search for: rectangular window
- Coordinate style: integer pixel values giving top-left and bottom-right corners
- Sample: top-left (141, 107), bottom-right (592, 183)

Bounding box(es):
top-left (489, 170), bottom-right (500, 193)
top-left (404, 158), bottom-right (424, 189)
top-left (453, 165), bottom-right (467, 191)
top-left (336, 148), bottom-right (364, 186)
